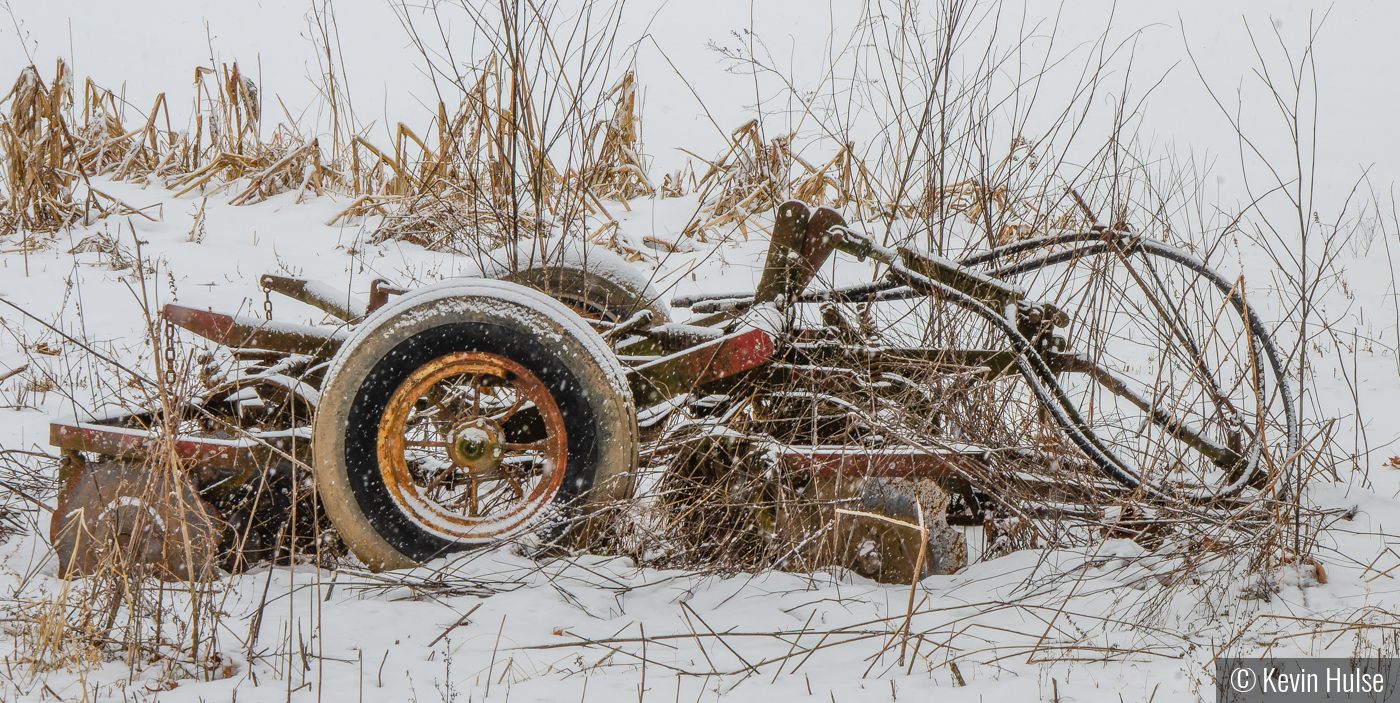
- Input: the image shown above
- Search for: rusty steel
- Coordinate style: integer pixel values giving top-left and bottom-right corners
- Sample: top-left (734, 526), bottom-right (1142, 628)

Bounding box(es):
top-left (37, 191), bottom-right (1304, 587)
top-left (367, 279), bottom-right (408, 315)
top-left (752, 200), bottom-right (811, 305)
top-left (163, 303), bottom-right (345, 356)
top-left (795, 206), bottom-right (847, 280)
top-left (376, 351), bottom-right (568, 539)
top-left (51, 458), bottom-right (223, 581)
top-left (1047, 350), bottom-right (1243, 470)
top-left (779, 344), bottom-right (1021, 378)
top-left (50, 418), bottom-right (301, 474)
top-left (775, 446), bottom-right (988, 479)
top-left (751, 201), bottom-right (848, 306)
top-left (627, 327), bottom-right (775, 406)
top-left (259, 274), bottom-right (365, 321)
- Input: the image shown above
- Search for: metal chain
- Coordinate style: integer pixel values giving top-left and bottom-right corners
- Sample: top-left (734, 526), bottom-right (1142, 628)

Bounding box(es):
top-left (263, 285), bottom-right (274, 321)
top-left (163, 317), bottom-right (178, 388)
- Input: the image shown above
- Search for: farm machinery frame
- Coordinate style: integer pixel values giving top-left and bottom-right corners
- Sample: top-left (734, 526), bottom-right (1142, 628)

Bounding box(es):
top-left (46, 199), bottom-right (1298, 580)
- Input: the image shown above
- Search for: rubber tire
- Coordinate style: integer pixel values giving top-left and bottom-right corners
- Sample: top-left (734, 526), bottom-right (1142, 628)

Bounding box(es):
top-left (313, 278), bottom-right (637, 571)
top-left (485, 239), bottom-right (671, 324)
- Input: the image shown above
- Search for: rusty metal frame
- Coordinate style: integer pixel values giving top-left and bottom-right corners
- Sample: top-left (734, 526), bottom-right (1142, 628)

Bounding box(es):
top-left (164, 303), bottom-right (346, 357)
top-left (52, 197), bottom-right (1293, 518)
top-left (627, 328), bottom-right (775, 406)
top-left (49, 417), bottom-right (304, 473)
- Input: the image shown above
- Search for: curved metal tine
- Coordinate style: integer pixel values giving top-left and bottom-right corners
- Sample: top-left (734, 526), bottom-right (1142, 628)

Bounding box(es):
top-left (1117, 246), bottom-right (1244, 427)
top-left (407, 401), bottom-right (451, 442)
top-left (1074, 358), bottom-right (1242, 470)
top-left (1069, 252), bottom-right (1244, 458)
top-left (1145, 266), bottom-right (1251, 451)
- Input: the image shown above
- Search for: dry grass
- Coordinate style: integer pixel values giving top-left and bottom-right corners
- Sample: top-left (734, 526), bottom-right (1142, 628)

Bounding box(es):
top-left (0, 319), bottom-right (228, 690)
top-left (357, 51), bottom-right (568, 254)
top-left (0, 60), bottom-right (150, 248)
top-left (581, 71), bottom-right (653, 202)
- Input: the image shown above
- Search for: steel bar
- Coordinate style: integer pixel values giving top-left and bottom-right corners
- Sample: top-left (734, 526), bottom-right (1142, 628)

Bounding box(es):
top-left (1048, 351), bottom-right (1241, 470)
top-left (49, 418), bottom-right (304, 473)
top-left (164, 303), bottom-right (346, 357)
top-left (628, 328), bottom-right (775, 406)
top-left (776, 445), bottom-right (986, 479)
top-left (260, 274), bottom-right (367, 321)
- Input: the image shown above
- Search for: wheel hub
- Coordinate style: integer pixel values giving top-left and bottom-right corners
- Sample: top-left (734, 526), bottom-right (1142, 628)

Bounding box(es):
top-left (447, 419), bottom-right (504, 473)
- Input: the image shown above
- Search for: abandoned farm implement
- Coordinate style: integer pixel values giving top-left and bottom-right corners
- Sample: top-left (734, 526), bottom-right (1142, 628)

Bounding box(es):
top-left (44, 200), bottom-right (1298, 581)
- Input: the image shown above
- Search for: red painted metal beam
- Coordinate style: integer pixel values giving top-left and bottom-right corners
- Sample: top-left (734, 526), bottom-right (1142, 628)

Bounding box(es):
top-left (49, 419), bottom-right (302, 473)
top-left (628, 328), bottom-right (775, 406)
top-left (163, 303), bottom-right (345, 357)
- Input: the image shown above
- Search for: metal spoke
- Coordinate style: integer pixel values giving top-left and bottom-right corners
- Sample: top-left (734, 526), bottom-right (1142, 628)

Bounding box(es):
top-left (491, 393), bottom-right (528, 423)
top-left (422, 466), bottom-right (458, 495)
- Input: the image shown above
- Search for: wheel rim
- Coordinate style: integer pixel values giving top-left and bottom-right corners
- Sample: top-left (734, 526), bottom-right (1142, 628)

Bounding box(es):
top-left (994, 241), bottom-right (1288, 498)
top-left (377, 351), bottom-right (568, 540)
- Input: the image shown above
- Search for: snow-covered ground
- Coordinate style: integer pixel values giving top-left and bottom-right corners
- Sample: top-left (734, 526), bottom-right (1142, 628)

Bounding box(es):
top-left (2, 1), bottom-right (1400, 702)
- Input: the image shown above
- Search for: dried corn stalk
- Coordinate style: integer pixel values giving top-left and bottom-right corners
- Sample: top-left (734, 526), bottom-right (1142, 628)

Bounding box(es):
top-left (581, 71), bottom-right (653, 202)
top-left (0, 60), bottom-right (80, 235)
top-left (681, 120), bottom-right (790, 241)
top-left (363, 54), bottom-right (571, 254)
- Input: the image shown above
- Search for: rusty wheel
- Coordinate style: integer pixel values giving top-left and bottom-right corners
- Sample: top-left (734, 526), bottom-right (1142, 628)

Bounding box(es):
top-left (314, 279), bottom-right (637, 570)
top-left (51, 459), bottom-right (221, 581)
top-left (486, 240), bottom-right (671, 324)
top-left (487, 241), bottom-right (673, 439)
top-left (377, 352), bottom-right (567, 540)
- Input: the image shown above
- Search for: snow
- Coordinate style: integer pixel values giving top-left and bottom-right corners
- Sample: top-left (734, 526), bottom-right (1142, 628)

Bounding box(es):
top-left (98, 496), bottom-right (166, 533)
top-left (479, 238), bottom-right (670, 320)
top-left (345, 277), bottom-right (633, 406)
top-left (1, 1), bottom-right (1400, 702)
